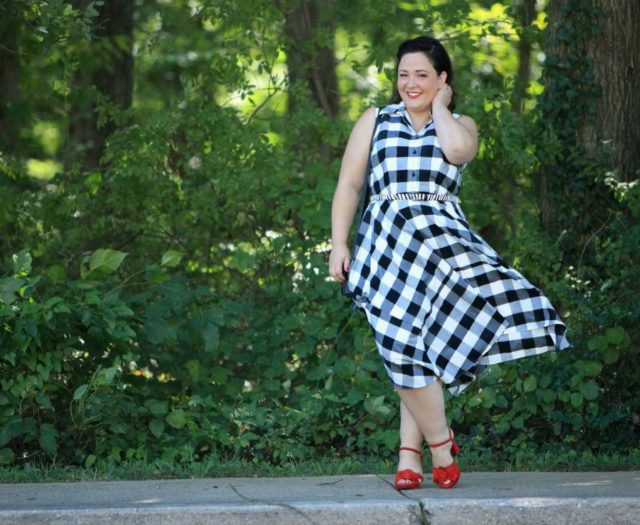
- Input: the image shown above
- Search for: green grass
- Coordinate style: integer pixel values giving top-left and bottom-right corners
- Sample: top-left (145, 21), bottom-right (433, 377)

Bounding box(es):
top-left (1, 448), bottom-right (639, 483)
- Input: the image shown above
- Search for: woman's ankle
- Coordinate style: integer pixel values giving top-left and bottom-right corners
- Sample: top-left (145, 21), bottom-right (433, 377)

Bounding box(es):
top-left (398, 447), bottom-right (423, 472)
top-left (429, 446), bottom-right (453, 468)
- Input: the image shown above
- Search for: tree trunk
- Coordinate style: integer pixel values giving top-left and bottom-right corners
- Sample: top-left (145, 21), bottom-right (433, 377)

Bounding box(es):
top-left (283, 0), bottom-right (339, 118)
top-left (512, 0), bottom-right (536, 115)
top-left (579, 0), bottom-right (640, 182)
top-left (0, 2), bottom-right (22, 154)
top-left (537, 1), bottom-right (621, 257)
top-left (68, 0), bottom-right (134, 170)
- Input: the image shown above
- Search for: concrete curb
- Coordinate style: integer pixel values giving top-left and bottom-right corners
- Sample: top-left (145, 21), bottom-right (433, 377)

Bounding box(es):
top-left (0, 472), bottom-right (638, 525)
top-left (0, 502), bottom-right (423, 525)
top-left (420, 497), bottom-right (640, 525)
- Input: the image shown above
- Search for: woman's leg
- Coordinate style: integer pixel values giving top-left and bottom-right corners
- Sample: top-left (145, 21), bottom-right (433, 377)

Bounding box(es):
top-left (396, 381), bottom-right (453, 468)
top-left (398, 400), bottom-right (423, 473)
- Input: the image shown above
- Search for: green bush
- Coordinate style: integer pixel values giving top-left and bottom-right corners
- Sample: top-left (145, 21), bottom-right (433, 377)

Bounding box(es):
top-left (0, 244), bottom-right (395, 467)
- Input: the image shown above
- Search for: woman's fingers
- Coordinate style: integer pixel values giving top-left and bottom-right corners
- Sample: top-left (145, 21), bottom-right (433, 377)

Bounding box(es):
top-left (332, 261), bottom-right (347, 283)
top-left (329, 251), bottom-right (350, 283)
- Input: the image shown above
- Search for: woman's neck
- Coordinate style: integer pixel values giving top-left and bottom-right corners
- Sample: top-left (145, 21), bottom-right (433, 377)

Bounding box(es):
top-left (406, 107), bottom-right (432, 131)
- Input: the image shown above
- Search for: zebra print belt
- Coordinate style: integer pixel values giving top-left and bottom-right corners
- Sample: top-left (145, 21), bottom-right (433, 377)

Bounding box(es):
top-left (370, 192), bottom-right (458, 203)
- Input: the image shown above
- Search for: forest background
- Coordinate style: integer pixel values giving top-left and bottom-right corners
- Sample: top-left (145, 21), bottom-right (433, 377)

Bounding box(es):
top-left (0, 0), bottom-right (639, 476)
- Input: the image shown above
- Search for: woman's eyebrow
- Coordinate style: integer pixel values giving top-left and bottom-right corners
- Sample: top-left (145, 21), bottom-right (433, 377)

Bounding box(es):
top-left (398, 69), bottom-right (429, 73)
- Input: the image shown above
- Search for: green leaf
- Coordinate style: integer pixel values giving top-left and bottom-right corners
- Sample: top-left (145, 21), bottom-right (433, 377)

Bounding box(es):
top-left (161, 250), bottom-right (184, 268)
top-left (558, 389), bottom-right (570, 403)
top-left (145, 400), bottom-right (169, 417)
top-left (113, 304), bottom-right (134, 317)
top-left (0, 426), bottom-right (12, 449)
top-left (144, 316), bottom-right (176, 345)
top-left (511, 416), bottom-right (525, 429)
top-left (73, 384), bottom-right (89, 401)
top-left (186, 360), bottom-right (200, 381)
top-left (149, 419), bottom-right (165, 438)
top-left (12, 250), bottom-right (32, 276)
top-left (302, 315), bottom-right (324, 336)
top-left (324, 375), bottom-right (333, 391)
top-left (263, 379), bottom-right (281, 391)
top-left (202, 322), bottom-right (220, 352)
top-left (343, 387), bottom-right (363, 405)
top-left (570, 393), bottom-right (583, 408)
top-left (583, 361), bottom-right (602, 377)
top-left (0, 448), bottom-right (14, 465)
top-left (85, 454), bottom-right (97, 468)
top-left (88, 249), bottom-right (128, 274)
top-left (39, 424), bottom-right (58, 456)
top-left (605, 326), bottom-right (626, 346)
top-left (538, 389), bottom-right (557, 404)
top-left (538, 373), bottom-right (552, 389)
top-left (363, 395), bottom-right (386, 415)
top-left (580, 380), bottom-right (599, 401)
top-left (494, 420), bottom-right (510, 434)
top-left (604, 347), bottom-right (619, 365)
top-left (587, 335), bottom-right (607, 352)
top-left (46, 264), bottom-right (66, 283)
top-left (165, 410), bottom-right (186, 429)
top-left (523, 375), bottom-right (538, 393)
top-left (0, 277), bottom-right (25, 305)
top-left (102, 367), bottom-right (118, 385)
top-left (210, 367), bottom-right (229, 384)
top-left (467, 395), bottom-right (482, 408)
top-left (480, 387), bottom-right (497, 408)
top-left (307, 365), bottom-right (330, 381)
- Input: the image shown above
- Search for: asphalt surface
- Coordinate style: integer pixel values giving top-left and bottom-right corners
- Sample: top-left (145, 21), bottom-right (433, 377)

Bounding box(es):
top-left (0, 471), bottom-right (638, 524)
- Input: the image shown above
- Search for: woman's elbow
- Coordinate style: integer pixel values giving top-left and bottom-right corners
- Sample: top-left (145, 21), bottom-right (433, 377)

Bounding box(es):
top-left (446, 142), bottom-right (477, 166)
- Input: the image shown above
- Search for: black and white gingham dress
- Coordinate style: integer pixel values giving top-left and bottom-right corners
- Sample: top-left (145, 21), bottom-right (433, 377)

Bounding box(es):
top-left (345, 103), bottom-right (570, 395)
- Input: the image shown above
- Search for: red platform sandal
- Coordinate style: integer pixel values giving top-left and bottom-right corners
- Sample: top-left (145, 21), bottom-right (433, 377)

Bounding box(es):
top-left (394, 447), bottom-right (424, 490)
top-left (428, 429), bottom-right (460, 489)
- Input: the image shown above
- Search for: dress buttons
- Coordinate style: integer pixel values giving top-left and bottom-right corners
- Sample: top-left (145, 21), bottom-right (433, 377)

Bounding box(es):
top-left (411, 172), bottom-right (417, 178)
top-left (412, 150), bottom-right (418, 155)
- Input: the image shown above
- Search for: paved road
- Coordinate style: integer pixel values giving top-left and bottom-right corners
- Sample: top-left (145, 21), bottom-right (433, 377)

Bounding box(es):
top-left (0, 471), bottom-right (638, 524)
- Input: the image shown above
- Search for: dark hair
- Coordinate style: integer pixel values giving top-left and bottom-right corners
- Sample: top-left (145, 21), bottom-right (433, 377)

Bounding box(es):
top-left (391, 36), bottom-right (456, 111)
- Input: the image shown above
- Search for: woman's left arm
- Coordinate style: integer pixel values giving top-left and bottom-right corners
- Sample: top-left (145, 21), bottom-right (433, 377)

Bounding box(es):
top-left (431, 84), bottom-right (478, 166)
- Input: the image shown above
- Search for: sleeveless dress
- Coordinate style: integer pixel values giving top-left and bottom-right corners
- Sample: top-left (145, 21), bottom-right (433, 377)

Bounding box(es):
top-left (345, 102), bottom-right (570, 395)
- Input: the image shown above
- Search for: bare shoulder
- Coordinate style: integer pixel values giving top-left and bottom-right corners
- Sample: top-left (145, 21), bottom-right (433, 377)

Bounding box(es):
top-left (352, 107), bottom-right (378, 136)
top-left (345, 107), bottom-right (378, 149)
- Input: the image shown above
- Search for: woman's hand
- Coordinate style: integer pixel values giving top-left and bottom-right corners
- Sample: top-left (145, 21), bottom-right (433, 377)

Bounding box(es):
top-left (433, 83), bottom-right (453, 111)
top-left (329, 243), bottom-right (351, 284)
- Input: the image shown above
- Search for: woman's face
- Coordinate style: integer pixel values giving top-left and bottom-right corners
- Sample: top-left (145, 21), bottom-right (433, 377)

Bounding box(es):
top-left (397, 52), bottom-right (446, 113)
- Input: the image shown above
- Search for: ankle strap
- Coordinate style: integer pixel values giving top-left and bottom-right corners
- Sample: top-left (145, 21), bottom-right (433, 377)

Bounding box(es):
top-left (428, 437), bottom-right (452, 449)
top-left (399, 446), bottom-right (424, 457)
top-left (428, 429), bottom-right (454, 449)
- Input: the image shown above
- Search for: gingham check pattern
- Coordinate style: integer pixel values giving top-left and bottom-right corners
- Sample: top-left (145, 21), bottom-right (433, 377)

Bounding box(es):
top-left (346, 103), bottom-right (570, 395)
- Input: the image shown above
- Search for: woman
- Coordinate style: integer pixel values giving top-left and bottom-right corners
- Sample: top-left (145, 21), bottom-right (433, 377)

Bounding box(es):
top-left (329, 36), bottom-right (569, 490)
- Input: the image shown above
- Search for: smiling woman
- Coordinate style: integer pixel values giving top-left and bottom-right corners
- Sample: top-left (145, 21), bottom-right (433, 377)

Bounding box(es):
top-left (329, 35), bottom-right (569, 492)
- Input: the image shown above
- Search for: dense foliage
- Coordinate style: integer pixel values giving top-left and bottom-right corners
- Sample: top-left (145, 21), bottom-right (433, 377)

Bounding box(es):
top-left (0, 0), bottom-right (637, 469)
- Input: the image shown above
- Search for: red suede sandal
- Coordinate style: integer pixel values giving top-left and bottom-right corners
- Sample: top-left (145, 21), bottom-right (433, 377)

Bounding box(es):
top-left (428, 429), bottom-right (461, 489)
top-left (394, 446), bottom-right (424, 490)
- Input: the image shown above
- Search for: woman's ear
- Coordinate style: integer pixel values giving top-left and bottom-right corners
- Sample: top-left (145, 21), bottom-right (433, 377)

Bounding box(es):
top-left (439, 71), bottom-right (448, 86)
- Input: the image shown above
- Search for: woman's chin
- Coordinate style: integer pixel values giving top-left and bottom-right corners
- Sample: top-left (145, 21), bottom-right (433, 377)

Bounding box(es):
top-left (402, 98), bottom-right (431, 112)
